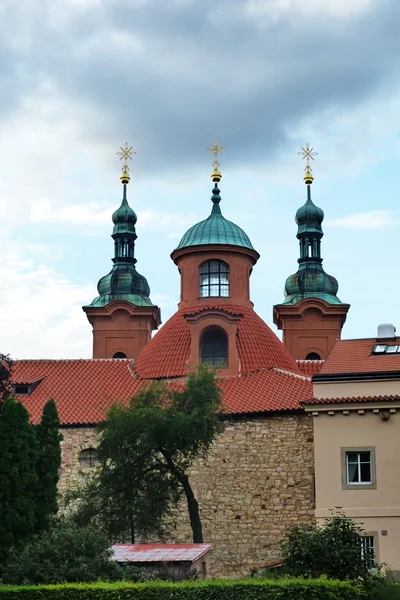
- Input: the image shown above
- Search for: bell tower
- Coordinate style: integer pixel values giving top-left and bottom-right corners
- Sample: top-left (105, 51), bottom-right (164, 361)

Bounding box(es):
top-left (273, 144), bottom-right (349, 360)
top-left (83, 144), bottom-right (161, 359)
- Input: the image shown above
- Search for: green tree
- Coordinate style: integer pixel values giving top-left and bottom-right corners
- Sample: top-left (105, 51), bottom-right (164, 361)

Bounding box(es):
top-left (36, 399), bottom-right (63, 532)
top-left (281, 510), bottom-right (377, 580)
top-left (0, 352), bottom-right (13, 411)
top-left (2, 521), bottom-right (122, 585)
top-left (0, 397), bottom-right (40, 567)
top-left (69, 364), bottom-right (222, 543)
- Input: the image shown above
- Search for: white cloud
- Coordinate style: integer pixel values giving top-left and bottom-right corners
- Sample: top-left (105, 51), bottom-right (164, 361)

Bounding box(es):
top-left (0, 240), bottom-right (95, 359)
top-left (325, 210), bottom-right (400, 229)
top-left (244, 0), bottom-right (377, 21)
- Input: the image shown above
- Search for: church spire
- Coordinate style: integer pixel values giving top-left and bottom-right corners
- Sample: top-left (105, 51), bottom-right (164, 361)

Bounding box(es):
top-left (273, 144), bottom-right (350, 361)
top-left (86, 144), bottom-right (154, 309)
top-left (283, 144), bottom-right (341, 305)
top-left (83, 144), bottom-right (161, 360)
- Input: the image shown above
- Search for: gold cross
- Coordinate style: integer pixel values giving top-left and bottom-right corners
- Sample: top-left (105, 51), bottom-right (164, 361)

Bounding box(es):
top-left (117, 143), bottom-right (136, 174)
top-left (206, 138), bottom-right (225, 170)
top-left (298, 143), bottom-right (317, 174)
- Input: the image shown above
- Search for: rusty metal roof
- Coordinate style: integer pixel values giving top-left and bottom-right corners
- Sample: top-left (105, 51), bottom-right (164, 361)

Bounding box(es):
top-left (111, 543), bottom-right (212, 563)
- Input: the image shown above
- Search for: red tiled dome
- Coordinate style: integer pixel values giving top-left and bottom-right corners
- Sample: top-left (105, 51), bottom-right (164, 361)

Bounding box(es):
top-left (134, 304), bottom-right (303, 379)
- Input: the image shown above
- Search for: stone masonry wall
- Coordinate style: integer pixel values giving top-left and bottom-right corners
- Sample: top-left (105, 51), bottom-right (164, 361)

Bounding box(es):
top-left (58, 413), bottom-right (315, 578)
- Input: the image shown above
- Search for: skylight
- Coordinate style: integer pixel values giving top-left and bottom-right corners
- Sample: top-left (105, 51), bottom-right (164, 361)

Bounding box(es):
top-left (372, 344), bottom-right (400, 355)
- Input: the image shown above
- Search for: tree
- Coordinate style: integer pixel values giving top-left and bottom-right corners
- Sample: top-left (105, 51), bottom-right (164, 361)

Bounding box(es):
top-left (0, 352), bottom-right (13, 411)
top-left (69, 364), bottom-right (222, 543)
top-left (2, 521), bottom-right (122, 585)
top-left (281, 510), bottom-right (377, 580)
top-left (0, 397), bottom-right (40, 568)
top-left (36, 399), bottom-right (63, 532)
top-left (68, 420), bottom-right (181, 543)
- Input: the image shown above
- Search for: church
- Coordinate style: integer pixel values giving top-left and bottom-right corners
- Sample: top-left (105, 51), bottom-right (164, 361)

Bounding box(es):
top-left (11, 142), bottom-right (400, 577)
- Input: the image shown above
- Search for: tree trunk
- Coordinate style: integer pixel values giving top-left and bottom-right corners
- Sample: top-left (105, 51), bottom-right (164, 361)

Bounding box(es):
top-left (160, 450), bottom-right (203, 543)
top-left (180, 472), bottom-right (203, 543)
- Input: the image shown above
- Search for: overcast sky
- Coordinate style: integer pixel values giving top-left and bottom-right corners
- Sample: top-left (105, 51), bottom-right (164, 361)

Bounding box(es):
top-left (1, 0), bottom-right (400, 359)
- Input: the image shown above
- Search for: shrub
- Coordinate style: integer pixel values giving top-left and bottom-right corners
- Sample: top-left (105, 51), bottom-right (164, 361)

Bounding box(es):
top-left (0, 578), bottom-right (365, 599)
top-left (2, 522), bottom-right (120, 585)
top-left (281, 510), bottom-right (376, 580)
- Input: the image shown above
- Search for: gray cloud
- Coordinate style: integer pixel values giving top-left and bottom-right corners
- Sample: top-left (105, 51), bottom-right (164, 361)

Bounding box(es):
top-left (1, 0), bottom-right (400, 172)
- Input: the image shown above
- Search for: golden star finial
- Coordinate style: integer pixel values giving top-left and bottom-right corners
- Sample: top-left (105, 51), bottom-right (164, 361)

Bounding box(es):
top-left (206, 139), bottom-right (225, 182)
top-left (206, 138), bottom-right (225, 170)
top-left (298, 143), bottom-right (317, 172)
top-left (117, 143), bottom-right (136, 184)
top-left (117, 142), bottom-right (136, 173)
top-left (298, 143), bottom-right (317, 184)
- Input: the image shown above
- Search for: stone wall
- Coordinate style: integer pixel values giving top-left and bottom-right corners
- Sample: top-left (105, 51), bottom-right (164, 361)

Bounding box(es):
top-left (58, 426), bottom-right (98, 499)
top-left (58, 413), bottom-right (315, 578)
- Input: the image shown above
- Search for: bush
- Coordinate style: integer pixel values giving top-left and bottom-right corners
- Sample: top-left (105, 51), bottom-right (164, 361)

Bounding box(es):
top-left (2, 522), bottom-right (120, 585)
top-left (281, 510), bottom-right (376, 580)
top-left (0, 578), bottom-right (365, 599)
top-left (365, 573), bottom-right (400, 600)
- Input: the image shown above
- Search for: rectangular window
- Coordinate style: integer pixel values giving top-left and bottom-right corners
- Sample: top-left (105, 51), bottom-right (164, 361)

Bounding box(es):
top-left (341, 447), bottom-right (376, 490)
top-left (360, 535), bottom-right (375, 562)
top-left (346, 451), bottom-right (371, 484)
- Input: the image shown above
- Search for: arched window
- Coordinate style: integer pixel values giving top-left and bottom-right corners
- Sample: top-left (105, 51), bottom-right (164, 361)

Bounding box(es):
top-left (199, 260), bottom-right (229, 297)
top-left (306, 352), bottom-right (321, 360)
top-left (200, 327), bottom-right (228, 366)
top-left (113, 351), bottom-right (127, 358)
top-left (78, 448), bottom-right (98, 468)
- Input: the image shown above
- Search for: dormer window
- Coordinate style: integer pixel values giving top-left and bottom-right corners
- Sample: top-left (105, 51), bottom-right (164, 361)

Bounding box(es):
top-left (200, 260), bottom-right (229, 298)
top-left (14, 384), bottom-right (30, 395)
top-left (13, 378), bottom-right (44, 396)
top-left (200, 326), bottom-right (228, 366)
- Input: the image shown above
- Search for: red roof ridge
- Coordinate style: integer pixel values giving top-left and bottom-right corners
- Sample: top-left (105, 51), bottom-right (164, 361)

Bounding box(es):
top-left (183, 305), bottom-right (243, 317)
top-left (15, 358), bottom-right (134, 363)
top-left (296, 359), bottom-right (325, 364)
top-left (272, 366), bottom-right (311, 382)
top-left (303, 395), bottom-right (400, 405)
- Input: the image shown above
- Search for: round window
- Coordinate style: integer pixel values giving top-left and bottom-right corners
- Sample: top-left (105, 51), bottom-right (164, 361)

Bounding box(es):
top-left (78, 448), bottom-right (98, 468)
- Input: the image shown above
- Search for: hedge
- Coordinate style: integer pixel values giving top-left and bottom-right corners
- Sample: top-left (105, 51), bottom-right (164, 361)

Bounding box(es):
top-left (0, 578), bottom-right (365, 600)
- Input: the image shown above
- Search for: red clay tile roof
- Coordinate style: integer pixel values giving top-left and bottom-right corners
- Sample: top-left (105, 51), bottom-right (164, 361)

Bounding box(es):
top-left (296, 360), bottom-right (324, 377)
top-left (111, 544), bottom-right (212, 563)
top-left (13, 306), bottom-right (313, 424)
top-left (303, 395), bottom-right (400, 405)
top-left (13, 362), bottom-right (312, 425)
top-left (13, 359), bottom-right (137, 425)
top-left (318, 338), bottom-right (400, 375)
top-left (134, 304), bottom-right (303, 379)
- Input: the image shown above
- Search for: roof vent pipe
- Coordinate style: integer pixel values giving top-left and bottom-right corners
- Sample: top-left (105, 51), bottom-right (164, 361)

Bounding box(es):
top-left (377, 324), bottom-right (396, 340)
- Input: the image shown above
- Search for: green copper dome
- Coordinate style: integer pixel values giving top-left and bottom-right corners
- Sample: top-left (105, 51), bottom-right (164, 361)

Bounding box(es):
top-left (296, 196), bottom-right (324, 235)
top-left (175, 184), bottom-right (255, 251)
top-left (112, 197), bottom-right (137, 235)
top-left (283, 182), bottom-right (343, 306)
top-left (91, 264), bottom-right (153, 308)
top-left (85, 183), bottom-right (155, 309)
top-left (284, 265), bottom-right (341, 305)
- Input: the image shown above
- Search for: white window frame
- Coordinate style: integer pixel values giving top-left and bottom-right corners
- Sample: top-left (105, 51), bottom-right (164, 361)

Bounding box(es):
top-left (341, 447), bottom-right (376, 490)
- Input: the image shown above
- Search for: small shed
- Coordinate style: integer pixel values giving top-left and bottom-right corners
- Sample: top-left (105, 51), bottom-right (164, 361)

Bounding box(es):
top-left (111, 543), bottom-right (213, 579)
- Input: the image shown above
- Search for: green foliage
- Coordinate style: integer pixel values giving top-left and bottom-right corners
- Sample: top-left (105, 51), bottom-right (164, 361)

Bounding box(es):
top-left (36, 399), bottom-right (63, 532)
top-left (281, 510), bottom-right (376, 580)
top-left (0, 398), bottom-right (40, 568)
top-left (365, 573), bottom-right (400, 600)
top-left (68, 365), bottom-right (222, 544)
top-left (2, 521), bottom-right (120, 585)
top-left (0, 577), bottom-right (365, 599)
top-left (0, 352), bottom-right (13, 408)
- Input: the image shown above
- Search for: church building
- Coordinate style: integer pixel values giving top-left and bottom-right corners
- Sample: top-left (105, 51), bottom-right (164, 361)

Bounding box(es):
top-left (13, 141), bottom-right (397, 578)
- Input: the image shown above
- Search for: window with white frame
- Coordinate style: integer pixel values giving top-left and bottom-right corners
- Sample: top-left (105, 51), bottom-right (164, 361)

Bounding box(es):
top-left (342, 447), bottom-right (376, 490)
top-left (346, 450), bottom-right (372, 485)
top-left (199, 260), bottom-right (229, 298)
top-left (360, 535), bottom-right (375, 562)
